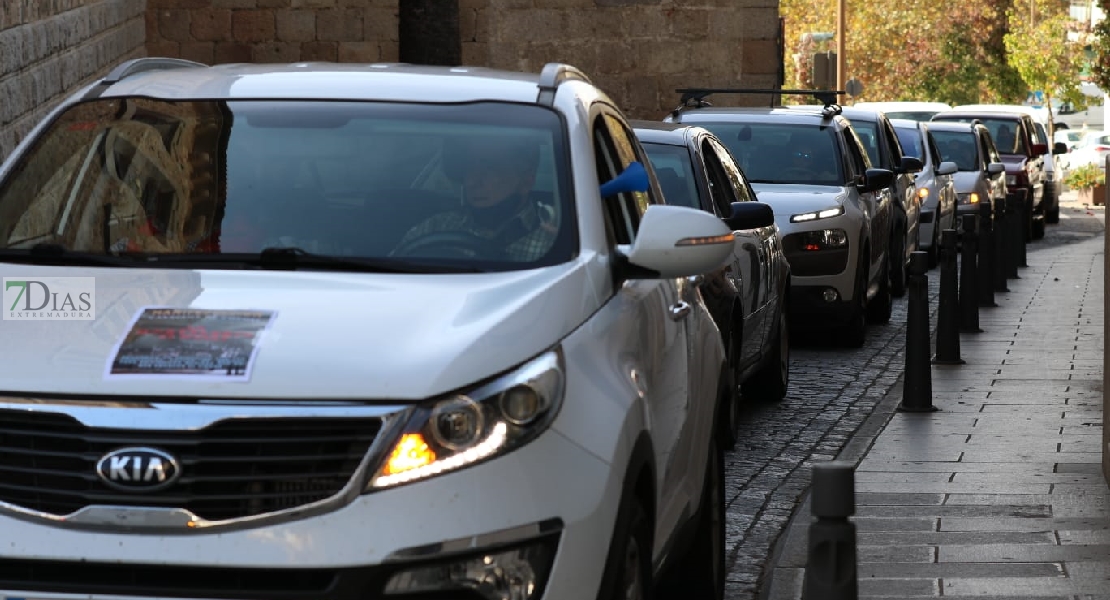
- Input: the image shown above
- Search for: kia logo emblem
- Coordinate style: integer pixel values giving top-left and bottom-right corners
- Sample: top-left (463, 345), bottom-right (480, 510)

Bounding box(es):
top-left (95, 447), bottom-right (181, 492)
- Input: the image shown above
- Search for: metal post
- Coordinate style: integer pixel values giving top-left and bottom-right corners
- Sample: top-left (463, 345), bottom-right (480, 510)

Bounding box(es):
top-left (803, 462), bottom-right (857, 600)
top-left (959, 215), bottom-right (982, 333)
top-left (977, 201), bottom-right (997, 307)
top-left (934, 229), bottom-right (964, 365)
top-left (1016, 191), bottom-right (1029, 267)
top-left (899, 252), bottom-right (936, 412)
top-left (993, 196), bottom-right (1010, 293)
top-left (1005, 193), bottom-right (1021, 279)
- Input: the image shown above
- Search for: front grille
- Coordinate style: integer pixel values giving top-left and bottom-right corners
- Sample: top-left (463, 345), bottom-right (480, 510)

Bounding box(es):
top-left (0, 409), bottom-right (381, 521)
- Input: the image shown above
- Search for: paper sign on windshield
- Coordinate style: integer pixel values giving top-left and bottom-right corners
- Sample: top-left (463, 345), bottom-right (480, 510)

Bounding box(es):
top-left (105, 307), bottom-right (276, 382)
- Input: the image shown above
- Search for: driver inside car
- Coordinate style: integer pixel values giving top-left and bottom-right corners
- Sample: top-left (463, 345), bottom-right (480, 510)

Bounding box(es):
top-left (392, 137), bottom-right (557, 262)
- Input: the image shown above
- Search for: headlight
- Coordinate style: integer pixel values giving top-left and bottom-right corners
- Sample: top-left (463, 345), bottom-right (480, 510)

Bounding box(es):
top-left (798, 228), bottom-right (849, 250)
top-left (917, 187), bottom-right (930, 200)
top-left (791, 205), bottom-right (845, 223)
top-left (957, 193), bottom-right (980, 205)
top-left (367, 349), bottom-right (565, 490)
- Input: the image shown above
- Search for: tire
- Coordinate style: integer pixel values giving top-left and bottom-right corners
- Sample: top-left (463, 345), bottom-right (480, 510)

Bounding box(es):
top-left (742, 307), bottom-right (789, 402)
top-left (658, 437), bottom-right (725, 600)
top-left (842, 260), bottom-right (868, 348)
top-left (718, 348), bottom-right (740, 451)
top-left (890, 229), bottom-right (907, 297)
top-left (596, 493), bottom-right (653, 600)
top-left (866, 256), bottom-right (892, 325)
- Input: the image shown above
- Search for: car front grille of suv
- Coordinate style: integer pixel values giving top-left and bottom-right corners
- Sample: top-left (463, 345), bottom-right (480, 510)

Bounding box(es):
top-left (0, 408), bottom-right (381, 522)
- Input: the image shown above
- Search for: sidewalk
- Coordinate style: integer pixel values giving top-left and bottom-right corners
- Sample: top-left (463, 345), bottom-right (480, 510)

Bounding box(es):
top-left (762, 198), bottom-right (1108, 599)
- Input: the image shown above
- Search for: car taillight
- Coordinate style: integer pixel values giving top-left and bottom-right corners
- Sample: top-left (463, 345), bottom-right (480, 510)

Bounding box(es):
top-left (1097, 145), bottom-right (1110, 152)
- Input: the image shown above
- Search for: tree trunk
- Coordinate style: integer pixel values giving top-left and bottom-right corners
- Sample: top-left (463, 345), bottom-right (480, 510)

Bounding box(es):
top-left (398, 0), bottom-right (461, 66)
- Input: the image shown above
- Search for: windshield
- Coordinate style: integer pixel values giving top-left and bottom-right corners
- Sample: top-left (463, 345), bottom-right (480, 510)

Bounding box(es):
top-left (931, 130), bottom-right (980, 171)
top-left (640, 142), bottom-right (700, 210)
top-left (893, 126), bottom-right (924, 159)
top-left (0, 98), bottom-right (575, 271)
top-left (690, 122), bottom-right (843, 186)
top-left (936, 116), bottom-right (1025, 155)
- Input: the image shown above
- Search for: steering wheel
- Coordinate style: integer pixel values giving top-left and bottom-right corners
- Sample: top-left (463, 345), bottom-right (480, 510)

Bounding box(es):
top-left (780, 167), bottom-right (815, 180)
top-left (392, 230), bottom-right (502, 259)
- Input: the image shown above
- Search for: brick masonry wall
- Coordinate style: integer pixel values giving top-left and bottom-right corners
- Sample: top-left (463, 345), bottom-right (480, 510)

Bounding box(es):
top-left (143, 0), bottom-right (780, 120)
top-left (0, 0), bottom-right (147, 161)
top-left (145, 0), bottom-right (399, 64)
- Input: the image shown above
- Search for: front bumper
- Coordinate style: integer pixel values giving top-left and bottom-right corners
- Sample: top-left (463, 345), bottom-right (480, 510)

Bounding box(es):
top-left (788, 285), bottom-right (857, 327)
top-left (0, 428), bottom-right (617, 600)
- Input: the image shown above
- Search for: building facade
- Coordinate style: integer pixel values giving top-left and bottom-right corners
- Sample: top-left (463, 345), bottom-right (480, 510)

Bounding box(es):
top-left (1, 0), bottom-right (782, 161)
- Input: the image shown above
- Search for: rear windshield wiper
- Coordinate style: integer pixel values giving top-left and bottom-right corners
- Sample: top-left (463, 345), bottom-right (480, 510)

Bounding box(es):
top-left (0, 244), bottom-right (144, 267)
top-left (147, 247), bottom-right (487, 274)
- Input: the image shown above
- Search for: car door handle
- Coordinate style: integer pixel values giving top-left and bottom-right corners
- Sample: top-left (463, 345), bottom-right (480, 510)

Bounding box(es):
top-left (669, 301), bottom-right (692, 321)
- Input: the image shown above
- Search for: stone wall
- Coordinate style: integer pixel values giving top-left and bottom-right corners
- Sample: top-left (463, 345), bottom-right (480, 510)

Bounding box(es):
top-left (0, 0), bottom-right (147, 161)
top-left (143, 0), bottom-right (780, 120)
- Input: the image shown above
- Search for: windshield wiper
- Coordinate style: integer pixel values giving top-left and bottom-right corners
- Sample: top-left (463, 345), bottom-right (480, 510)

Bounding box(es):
top-left (0, 244), bottom-right (144, 267)
top-left (148, 247), bottom-right (486, 274)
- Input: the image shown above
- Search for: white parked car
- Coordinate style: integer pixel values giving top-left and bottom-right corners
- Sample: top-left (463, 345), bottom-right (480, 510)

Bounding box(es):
top-left (0, 58), bottom-right (738, 600)
top-left (851, 101), bottom-right (952, 122)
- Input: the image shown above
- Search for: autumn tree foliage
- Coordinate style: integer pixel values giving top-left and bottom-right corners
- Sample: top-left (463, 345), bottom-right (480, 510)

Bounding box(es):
top-left (779, 0), bottom-right (1056, 104)
top-left (1091, 0), bottom-right (1110, 92)
top-left (1005, 0), bottom-right (1083, 127)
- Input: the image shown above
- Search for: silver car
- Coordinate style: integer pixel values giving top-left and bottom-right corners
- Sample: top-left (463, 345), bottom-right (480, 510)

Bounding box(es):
top-left (666, 97), bottom-right (896, 347)
top-left (891, 119), bottom-right (959, 268)
top-left (928, 120), bottom-right (1008, 228)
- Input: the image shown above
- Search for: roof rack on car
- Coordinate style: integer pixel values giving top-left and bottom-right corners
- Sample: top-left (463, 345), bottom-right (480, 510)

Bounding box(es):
top-left (537, 63), bottom-right (592, 106)
top-left (671, 88), bottom-right (845, 118)
top-left (101, 57), bottom-right (207, 85)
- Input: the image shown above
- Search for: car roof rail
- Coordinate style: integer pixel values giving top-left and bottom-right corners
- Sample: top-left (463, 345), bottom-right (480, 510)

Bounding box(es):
top-left (536, 63), bottom-right (591, 106)
top-left (101, 57), bottom-right (208, 85)
top-left (671, 87), bottom-right (846, 118)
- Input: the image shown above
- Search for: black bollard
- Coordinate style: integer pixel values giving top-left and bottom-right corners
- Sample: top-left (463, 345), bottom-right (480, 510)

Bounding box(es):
top-left (1004, 193), bottom-right (1021, 279)
top-left (1015, 191), bottom-right (1029, 268)
top-left (977, 201), bottom-right (997, 307)
top-left (899, 252), bottom-right (936, 412)
top-left (959, 214), bottom-right (982, 333)
top-left (934, 229), bottom-right (964, 365)
top-left (803, 462), bottom-right (858, 600)
top-left (993, 195), bottom-right (1010, 293)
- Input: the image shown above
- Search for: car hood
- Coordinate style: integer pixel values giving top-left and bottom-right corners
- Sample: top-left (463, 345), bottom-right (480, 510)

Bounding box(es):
top-left (0, 262), bottom-right (595, 400)
top-left (750, 184), bottom-right (850, 228)
top-left (952, 172), bottom-right (984, 193)
top-left (999, 154), bottom-right (1028, 170)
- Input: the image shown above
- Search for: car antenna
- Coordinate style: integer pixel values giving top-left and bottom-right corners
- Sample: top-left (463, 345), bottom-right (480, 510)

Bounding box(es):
top-left (672, 88), bottom-right (846, 118)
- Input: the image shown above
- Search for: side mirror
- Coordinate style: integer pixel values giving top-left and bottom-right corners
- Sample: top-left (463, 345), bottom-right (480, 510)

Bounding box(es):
top-left (1053, 142), bottom-right (1068, 155)
top-left (601, 161), bottom-right (649, 197)
top-left (724, 201), bottom-right (775, 231)
top-left (620, 205), bottom-right (734, 279)
top-left (936, 161), bottom-right (958, 176)
top-left (1030, 143), bottom-right (1048, 157)
top-left (859, 168), bottom-right (894, 193)
top-left (987, 162), bottom-right (1006, 175)
top-left (900, 155), bottom-right (924, 173)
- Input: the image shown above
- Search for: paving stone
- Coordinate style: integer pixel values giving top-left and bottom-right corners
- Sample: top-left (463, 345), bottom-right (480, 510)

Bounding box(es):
top-left (854, 516), bottom-right (938, 532)
top-left (859, 562), bottom-right (1063, 578)
top-left (858, 530), bottom-right (1056, 545)
top-left (941, 577), bottom-right (1079, 596)
top-left (939, 544), bottom-right (1110, 562)
top-left (941, 517), bottom-right (1110, 532)
top-left (856, 482), bottom-right (1053, 495)
top-left (859, 578), bottom-right (938, 596)
top-left (856, 504), bottom-right (1052, 518)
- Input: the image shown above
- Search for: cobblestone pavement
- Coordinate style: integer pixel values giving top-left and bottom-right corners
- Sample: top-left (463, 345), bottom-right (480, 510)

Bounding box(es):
top-left (720, 194), bottom-right (1106, 600)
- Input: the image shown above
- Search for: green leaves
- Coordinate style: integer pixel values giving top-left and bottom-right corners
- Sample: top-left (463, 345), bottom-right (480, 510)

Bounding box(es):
top-left (780, 0), bottom-right (1083, 105)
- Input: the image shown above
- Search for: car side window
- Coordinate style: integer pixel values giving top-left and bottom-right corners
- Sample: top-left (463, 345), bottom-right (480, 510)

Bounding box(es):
top-left (926, 131), bottom-right (944, 168)
top-left (603, 113), bottom-right (656, 215)
top-left (842, 126), bottom-right (870, 181)
top-left (707, 137), bottom-right (755, 202)
top-left (700, 139), bottom-right (739, 216)
top-left (981, 129), bottom-right (1002, 165)
top-left (882, 119), bottom-right (905, 165)
top-left (593, 119), bottom-right (636, 245)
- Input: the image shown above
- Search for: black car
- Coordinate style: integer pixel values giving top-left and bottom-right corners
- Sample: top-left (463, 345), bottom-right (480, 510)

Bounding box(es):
top-left (838, 107), bottom-right (925, 297)
top-left (633, 120), bottom-right (792, 448)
